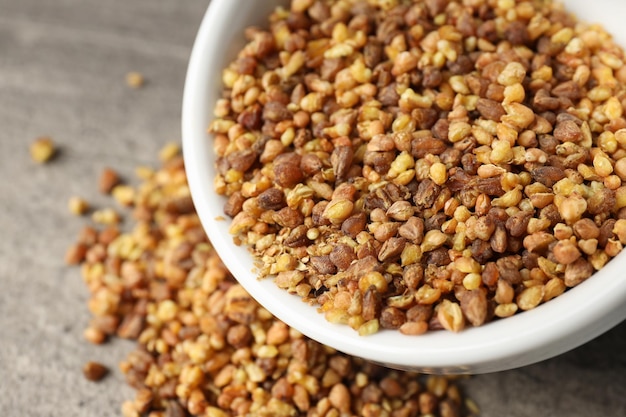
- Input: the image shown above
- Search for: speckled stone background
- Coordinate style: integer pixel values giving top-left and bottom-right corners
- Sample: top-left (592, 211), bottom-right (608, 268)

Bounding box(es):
top-left (0, 1), bottom-right (624, 416)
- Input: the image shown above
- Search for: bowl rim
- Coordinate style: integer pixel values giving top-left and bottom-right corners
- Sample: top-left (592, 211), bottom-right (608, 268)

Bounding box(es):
top-left (182, 0), bottom-right (626, 373)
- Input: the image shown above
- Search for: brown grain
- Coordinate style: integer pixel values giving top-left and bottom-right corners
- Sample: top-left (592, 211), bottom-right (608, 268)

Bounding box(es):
top-left (207, 0), bottom-right (626, 337)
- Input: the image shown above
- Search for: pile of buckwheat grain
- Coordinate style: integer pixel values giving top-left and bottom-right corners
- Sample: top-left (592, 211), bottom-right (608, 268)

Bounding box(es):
top-left (65, 146), bottom-right (478, 417)
top-left (209, 0), bottom-right (626, 335)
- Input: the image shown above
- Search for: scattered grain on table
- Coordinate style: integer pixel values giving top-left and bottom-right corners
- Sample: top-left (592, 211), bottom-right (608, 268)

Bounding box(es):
top-left (68, 196), bottom-right (90, 216)
top-left (126, 72), bottom-right (145, 89)
top-left (66, 143), bottom-right (477, 417)
top-left (29, 136), bottom-right (56, 163)
top-left (99, 167), bottom-right (121, 194)
top-left (83, 361), bottom-right (109, 382)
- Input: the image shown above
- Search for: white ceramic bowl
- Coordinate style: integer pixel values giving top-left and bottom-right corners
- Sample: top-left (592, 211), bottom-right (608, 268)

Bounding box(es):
top-left (183, 0), bottom-right (626, 373)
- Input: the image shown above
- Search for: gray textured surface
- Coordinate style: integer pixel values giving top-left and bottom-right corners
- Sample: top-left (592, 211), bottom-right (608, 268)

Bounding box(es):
top-left (0, 1), bottom-right (624, 416)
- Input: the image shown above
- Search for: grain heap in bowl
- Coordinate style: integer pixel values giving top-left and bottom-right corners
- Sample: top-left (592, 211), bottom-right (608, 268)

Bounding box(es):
top-left (208, 0), bottom-right (626, 336)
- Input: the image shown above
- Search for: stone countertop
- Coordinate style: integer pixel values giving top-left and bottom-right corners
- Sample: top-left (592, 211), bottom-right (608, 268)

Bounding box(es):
top-left (0, 0), bottom-right (624, 416)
